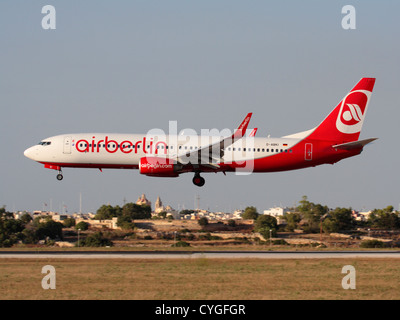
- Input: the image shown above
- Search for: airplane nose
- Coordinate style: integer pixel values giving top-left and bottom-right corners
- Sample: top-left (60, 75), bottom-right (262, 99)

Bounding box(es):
top-left (24, 146), bottom-right (37, 160)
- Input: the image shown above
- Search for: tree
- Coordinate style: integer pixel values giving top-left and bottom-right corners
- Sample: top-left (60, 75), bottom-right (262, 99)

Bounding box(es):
top-left (254, 215), bottom-right (278, 239)
top-left (368, 206), bottom-right (400, 229)
top-left (285, 213), bottom-right (301, 232)
top-left (198, 217), bottom-right (209, 227)
top-left (158, 211), bottom-right (167, 219)
top-left (360, 239), bottom-right (387, 248)
top-left (21, 228), bottom-right (38, 244)
top-left (227, 219), bottom-right (236, 227)
top-left (19, 213), bottom-right (33, 225)
top-left (174, 240), bottom-right (190, 247)
top-left (297, 196), bottom-right (312, 213)
top-left (322, 207), bottom-right (354, 233)
top-left (95, 205), bottom-right (118, 220)
top-left (75, 221), bottom-right (89, 231)
top-left (80, 232), bottom-right (113, 247)
top-left (117, 215), bottom-right (135, 230)
top-left (0, 208), bottom-right (25, 247)
top-left (242, 206), bottom-right (259, 220)
top-left (36, 220), bottom-right (64, 240)
top-left (63, 217), bottom-right (76, 228)
top-left (296, 196), bottom-right (328, 233)
top-left (122, 203), bottom-right (151, 220)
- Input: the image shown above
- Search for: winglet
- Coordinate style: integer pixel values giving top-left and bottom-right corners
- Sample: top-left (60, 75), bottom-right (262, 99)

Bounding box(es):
top-left (233, 113), bottom-right (252, 140)
top-left (249, 128), bottom-right (258, 137)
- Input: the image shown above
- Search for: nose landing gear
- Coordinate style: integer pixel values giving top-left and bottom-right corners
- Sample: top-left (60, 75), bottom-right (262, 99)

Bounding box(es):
top-left (56, 170), bottom-right (63, 181)
top-left (44, 164), bottom-right (64, 181)
top-left (192, 173), bottom-right (205, 187)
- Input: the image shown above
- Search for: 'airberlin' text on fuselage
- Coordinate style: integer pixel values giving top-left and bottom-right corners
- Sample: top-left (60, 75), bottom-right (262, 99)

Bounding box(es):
top-left (75, 136), bottom-right (167, 154)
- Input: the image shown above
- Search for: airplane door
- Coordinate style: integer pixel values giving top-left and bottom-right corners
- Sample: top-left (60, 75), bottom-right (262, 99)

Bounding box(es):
top-left (305, 143), bottom-right (313, 161)
top-left (63, 136), bottom-right (72, 154)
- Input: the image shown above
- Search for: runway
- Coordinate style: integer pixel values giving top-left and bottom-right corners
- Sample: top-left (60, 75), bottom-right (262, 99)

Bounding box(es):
top-left (1, 250), bottom-right (400, 259)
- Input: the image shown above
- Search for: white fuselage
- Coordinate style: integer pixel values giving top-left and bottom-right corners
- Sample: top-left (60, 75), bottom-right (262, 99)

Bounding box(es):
top-left (24, 133), bottom-right (300, 168)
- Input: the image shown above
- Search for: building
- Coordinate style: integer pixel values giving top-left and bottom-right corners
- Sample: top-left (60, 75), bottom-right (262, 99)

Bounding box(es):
top-left (263, 207), bottom-right (290, 217)
top-left (52, 214), bottom-right (69, 222)
top-left (358, 211), bottom-right (372, 221)
top-left (154, 196), bottom-right (164, 214)
top-left (136, 194), bottom-right (152, 208)
top-left (75, 217), bottom-right (119, 229)
top-left (233, 210), bottom-right (243, 220)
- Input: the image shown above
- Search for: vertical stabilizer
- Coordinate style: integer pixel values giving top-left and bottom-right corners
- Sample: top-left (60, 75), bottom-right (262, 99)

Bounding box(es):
top-left (306, 78), bottom-right (375, 143)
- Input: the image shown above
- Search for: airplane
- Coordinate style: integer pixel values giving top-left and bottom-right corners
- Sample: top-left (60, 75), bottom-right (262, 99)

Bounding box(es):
top-left (24, 78), bottom-right (376, 187)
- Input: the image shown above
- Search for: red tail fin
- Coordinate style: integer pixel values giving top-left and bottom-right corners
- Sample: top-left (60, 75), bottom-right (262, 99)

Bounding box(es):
top-left (306, 78), bottom-right (375, 143)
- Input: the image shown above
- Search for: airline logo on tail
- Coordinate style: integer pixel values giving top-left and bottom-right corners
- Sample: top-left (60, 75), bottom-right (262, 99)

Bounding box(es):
top-left (336, 90), bottom-right (371, 134)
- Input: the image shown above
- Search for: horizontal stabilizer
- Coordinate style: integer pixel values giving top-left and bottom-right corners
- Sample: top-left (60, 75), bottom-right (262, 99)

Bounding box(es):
top-left (332, 138), bottom-right (378, 150)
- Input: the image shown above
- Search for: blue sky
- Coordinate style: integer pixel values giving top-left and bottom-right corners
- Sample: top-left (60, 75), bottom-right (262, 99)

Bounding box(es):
top-left (1, 1), bottom-right (399, 213)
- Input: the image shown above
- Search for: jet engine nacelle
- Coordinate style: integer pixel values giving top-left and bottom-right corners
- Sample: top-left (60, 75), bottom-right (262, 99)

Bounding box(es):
top-left (139, 157), bottom-right (181, 177)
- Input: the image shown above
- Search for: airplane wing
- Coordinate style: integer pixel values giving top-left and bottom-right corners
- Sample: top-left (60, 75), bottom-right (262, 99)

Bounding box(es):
top-left (172, 113), bottom-right (253, 170)
top-left (332, 138), bottom-right (378, 150)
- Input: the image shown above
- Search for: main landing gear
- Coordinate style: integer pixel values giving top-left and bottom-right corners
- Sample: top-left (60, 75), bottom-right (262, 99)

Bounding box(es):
top-left (192, 173), bottom-right (205, 187)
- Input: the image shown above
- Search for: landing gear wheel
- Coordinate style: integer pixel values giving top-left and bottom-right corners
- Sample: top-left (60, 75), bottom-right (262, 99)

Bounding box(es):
top-left (56, 173), bottom-right (63, 181)
top-left (192, 174), bottom-right (205, 187)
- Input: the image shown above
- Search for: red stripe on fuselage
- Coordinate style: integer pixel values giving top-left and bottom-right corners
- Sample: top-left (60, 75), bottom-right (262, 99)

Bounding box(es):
top-left (40, 162), bottom-right (139, 170)
top-left (251, 140), bottom-right (362, 172)
top-left (219, 140), bottom-right (362, 173)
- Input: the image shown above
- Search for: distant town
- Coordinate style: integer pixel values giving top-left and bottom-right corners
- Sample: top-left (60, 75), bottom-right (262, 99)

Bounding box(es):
top-left (13, 193), bottom-right (376, 226)
top-left (2, 194), bottom-right (400, 249)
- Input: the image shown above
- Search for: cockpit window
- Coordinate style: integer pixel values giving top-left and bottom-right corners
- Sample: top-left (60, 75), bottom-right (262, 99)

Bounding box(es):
top-left (38, 141), bottom-right (51, 146)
